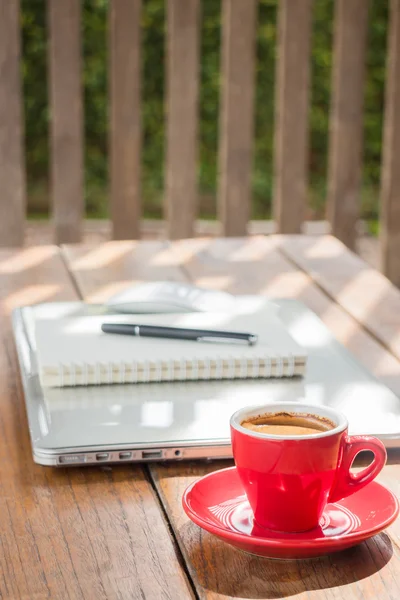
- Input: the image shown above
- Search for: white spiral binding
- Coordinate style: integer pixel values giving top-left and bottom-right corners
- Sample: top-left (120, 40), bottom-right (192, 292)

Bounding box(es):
top-left (83, 362), bottom-right (88, 385)
top-left (155, 361), bottom-right (162, 382)
top-left (167, 360), bottom-right (173, 381)
top-left (192, 358), bottom-right (198, 381)
top-left (143, 361), bottom-right (150, 383)
top-left (179, 359), bottom-right (187, 381)
top-left (59, 363), bottom-right (64, 387)
top-left (264, 356), bottom-right (272, 378)
top-left (276, 356), bottom-right (284, 378)
top-left (287, 354), bottom-right (294, 377)
top-left (60, 351), bottom-right (296, 387)
top-left (95, 362), bottom-right (101, 385)
top-left (240, 358), bottom-right (247, 378)
top-left (160, 361), bottom-right (166, 381)
top-left (203, 357), bottom-right (211, 379)
top-left (252, 357), bottom-right (259, 378)
top-left (70, 364), bottom-right (77, 386)
top-left (228, 357), bottom-right (235, 379)
top-left (131, 361), bottom-right (137, 383)
top-left (215, 357), bottom-right (222, 379)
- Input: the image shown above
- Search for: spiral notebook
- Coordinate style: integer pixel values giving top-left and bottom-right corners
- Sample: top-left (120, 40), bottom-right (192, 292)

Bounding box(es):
top-left (35, 307), bottom-right (307, 387)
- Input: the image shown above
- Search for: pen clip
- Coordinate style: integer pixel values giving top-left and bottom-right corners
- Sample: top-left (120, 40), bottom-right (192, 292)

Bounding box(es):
top-left (196, 336), bottom-right (258, 346)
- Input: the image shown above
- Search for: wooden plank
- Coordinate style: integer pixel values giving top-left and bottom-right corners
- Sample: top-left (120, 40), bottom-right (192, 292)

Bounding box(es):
top-left (64, 236), bottom-right (400, 599)
top-left (62, 240), bottom-right (187, 302)
top-left (0, 0), bottom-right (26, 246)
top-left (380, 0), bottom-right (400, 285)
top-left (166, 236), bottom-right (400, 395)
top-left (153, 237), bottom-right (400, 600)
top-left (274, 234), bottom-right (400, 366)
top-left (326, 0), bottom-right (369, 250)
top-left (48, 0), bottom-right (84, 244)
top-left (273, 0), bottom-right (313, 234)
top-left (109, 0), bottom-right (142, 240)
top-left (153, 459), bottom-right (400, 600)
top-left (218, 0), bottom-right (257, 236)
top-left (63, 234), bottom-right (400, 399)
top-left (0, 245), bottom-right (194, 599)
top-left (165, 0), bottom-right (200, 239)
top-left (64, 235), bottom-right (400, 392)
top-left (27, 217), bottom-right (332, 244)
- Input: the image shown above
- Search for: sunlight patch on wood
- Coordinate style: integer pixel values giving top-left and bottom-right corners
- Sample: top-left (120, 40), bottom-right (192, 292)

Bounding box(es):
top-left (66, 241), bottom-right (136, 270)
top-left (216, 237), bottom-right (272, 263)
top-left (258, 272), bottom-right (309, 297)
top-left (193, 275), bottom-right (233, 290)
top-left (337, 270), bottom-right (391, 319)
top-left (148, 245), bottom-right (192, 267)
top-left (303, 236), bottom-right (344, 259)
top-left (2, 284), bottom-right (61, 312)
top-left (0, 247), bottom-right (55, 274)
top-left (82, 281), bottom-right (135, 303)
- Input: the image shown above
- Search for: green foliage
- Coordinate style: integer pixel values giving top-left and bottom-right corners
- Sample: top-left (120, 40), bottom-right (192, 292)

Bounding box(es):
top-left (21, 0), bottom-right (49, 213)
top-left (199, 0), bottom-right (221, 213)
top-left (141, 0), bottom-right (166, 216)
top-left (253, 0), bottom-right (277, 217)
top-left (82, 0), bottom-right (108, 215)
top-left (363, 0), bottom-right (388, 221)
top-left (21, 0), bottom-right (389, 224)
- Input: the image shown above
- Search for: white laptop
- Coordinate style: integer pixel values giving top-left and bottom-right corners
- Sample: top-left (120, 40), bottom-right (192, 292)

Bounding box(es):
top-left (12, 297), bottom-right (400, 466)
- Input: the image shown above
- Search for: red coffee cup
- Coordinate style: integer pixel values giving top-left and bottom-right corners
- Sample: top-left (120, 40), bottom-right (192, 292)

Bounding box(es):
top-left (230, 403), bottom-right (387, 533)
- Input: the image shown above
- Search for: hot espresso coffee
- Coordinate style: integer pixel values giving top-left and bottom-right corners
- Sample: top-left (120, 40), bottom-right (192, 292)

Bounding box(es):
top-left (232, 402), bottom-right (387, 532)
top-left (241, 411), bottom-right (336, 436)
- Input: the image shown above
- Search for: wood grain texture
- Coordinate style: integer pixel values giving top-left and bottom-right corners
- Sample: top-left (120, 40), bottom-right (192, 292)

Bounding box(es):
top-left (62, 240), bottom-right (187, 302)
top-left (380, 0), bottom-right (400, 285)
top-left (48, 0), bottom-right (84, 244)
top-left (166, 236), bottom-right (400, 395)
top-left (109, 0), bottom-right (142, 240)
top-left (165, 0), bottom-right (200, 239)
top-left (0, 0), bottom-right (26, 247)
top-left (152, 459), bottom-right (400, 600)
top-left (327, 0), bottom-right (369, 250)
top-left (274, 234), bottom-right (400, 368)
top-left (64, 235), bottom-right (400, 392)
top-left (218, 0), bottom-right (257, 236)
top-left (64, 235), bottom-right (400, 599)
top-left (154, 237), bottom-right (400, 600)
top-left (273, 0), bottom-right (313, 234)
top-left (0, 245), bottom-right (194, 599)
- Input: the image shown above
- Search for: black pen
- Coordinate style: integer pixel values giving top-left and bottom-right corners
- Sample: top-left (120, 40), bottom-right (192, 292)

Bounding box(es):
top-left (101, 322), bottom-right (258, 346)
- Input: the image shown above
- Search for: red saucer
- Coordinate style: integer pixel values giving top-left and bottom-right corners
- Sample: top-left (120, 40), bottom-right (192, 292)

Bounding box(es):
top-left (182, 466), bottom-right (399, 560)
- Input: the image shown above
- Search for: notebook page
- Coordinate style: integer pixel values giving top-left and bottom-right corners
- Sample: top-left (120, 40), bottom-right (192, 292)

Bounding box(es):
top-left (35, 308), bottom-right (307, 371)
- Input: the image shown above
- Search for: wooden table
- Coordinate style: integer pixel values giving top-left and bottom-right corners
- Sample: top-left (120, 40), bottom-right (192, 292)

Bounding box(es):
top-left (3, 234), bottom-right (400, 600)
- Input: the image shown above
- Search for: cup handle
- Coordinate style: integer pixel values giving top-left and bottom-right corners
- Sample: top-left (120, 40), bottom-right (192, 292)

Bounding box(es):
top-left (328, 435), bottom-right (387, 503)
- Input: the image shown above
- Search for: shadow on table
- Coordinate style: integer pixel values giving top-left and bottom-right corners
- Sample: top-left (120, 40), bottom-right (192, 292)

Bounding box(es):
top-left (183, 522), bottom-right (394, 599)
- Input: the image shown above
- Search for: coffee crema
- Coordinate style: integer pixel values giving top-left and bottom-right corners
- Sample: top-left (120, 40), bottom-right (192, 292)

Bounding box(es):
top-left (240, 411), bottom-right (336, 436)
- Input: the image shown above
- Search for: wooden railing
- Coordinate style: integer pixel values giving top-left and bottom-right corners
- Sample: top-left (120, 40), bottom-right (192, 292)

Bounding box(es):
top-left (1, 0), bottom-right (400, 283)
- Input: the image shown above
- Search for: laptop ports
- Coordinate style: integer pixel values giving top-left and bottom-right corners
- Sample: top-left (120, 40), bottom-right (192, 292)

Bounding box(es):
top-left (95, 453), bottom-right (109, 461)
top-left (119, 451), bottom-right (132, 460)
top-left (141, 450), bottom-right (163, 460)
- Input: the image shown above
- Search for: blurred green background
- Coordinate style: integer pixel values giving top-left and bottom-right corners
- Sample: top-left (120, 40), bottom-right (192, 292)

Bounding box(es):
top-left (22, 0), bottom-right (387, 231)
